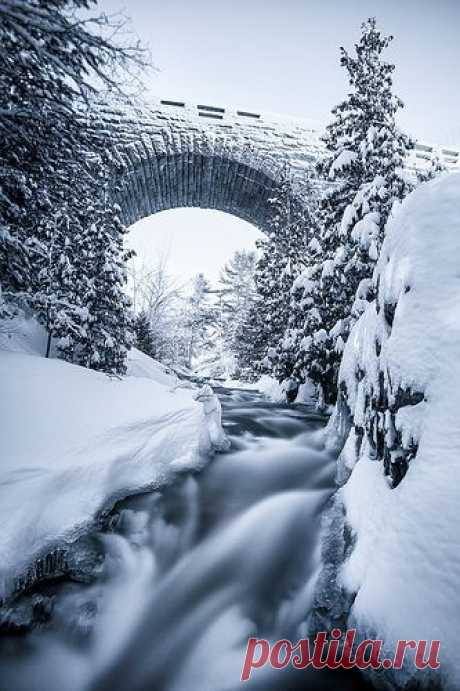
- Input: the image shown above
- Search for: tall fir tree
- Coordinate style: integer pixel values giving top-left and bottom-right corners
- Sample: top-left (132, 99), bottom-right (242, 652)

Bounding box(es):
top-left (31, 203), bottom-right (88, 359)
top-left (243, 166), bottom-right (311, 378)
top-left (72, 162), bottom-right (134, 375)
top-left (233, 296), bottom-right (267, 381)
top-left (292, 17), bottom-right (414, 405)
top-left (183, 274), bottom-right (216, 369)
top-left (27, 155), bottom-right (134, 374)
top-left (218, 250), bottom-right (257, 359)
top-left (269, 176), bottom-right (320, 385)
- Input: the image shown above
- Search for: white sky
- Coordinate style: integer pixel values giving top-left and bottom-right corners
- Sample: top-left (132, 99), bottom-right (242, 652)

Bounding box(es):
top-left (104, 0), bottom-right (460, 282)
top-left (127, 210), bottom-right (263, 287)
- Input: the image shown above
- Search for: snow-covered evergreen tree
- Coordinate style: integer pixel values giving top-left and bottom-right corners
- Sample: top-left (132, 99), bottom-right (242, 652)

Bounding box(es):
top-left (72, 166), bottom-right (134, 375)
top-left (245, 166), bottom-right (310, 377)
top-left (232, 294), bottom-right (268, 381)
top-left (134, 311), bottom-right (156, 358)
top-left (269, 176), bottom-right (320, 385)
top-left (31, 205), bottom-right (88, 359)
top-left (26, 156), bottom-right (134, 374)
top-left (183, 274), bottom-right (216, 369)
top-left (0, 0), bottom-right (145, 372)
top-left (218, 250), bottom-right (256, 363)
top-left (292, 17), bottom-right (414, 405)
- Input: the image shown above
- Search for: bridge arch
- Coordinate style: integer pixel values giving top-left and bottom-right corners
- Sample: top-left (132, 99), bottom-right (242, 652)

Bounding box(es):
top-left (115, 151), bottom-right (281, 231)
top-left (104, 99), bottom-right (322, 232)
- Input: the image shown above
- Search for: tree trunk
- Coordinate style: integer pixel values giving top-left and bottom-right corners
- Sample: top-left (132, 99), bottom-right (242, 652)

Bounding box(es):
top-left (45, 330), bottom-right (52, 358)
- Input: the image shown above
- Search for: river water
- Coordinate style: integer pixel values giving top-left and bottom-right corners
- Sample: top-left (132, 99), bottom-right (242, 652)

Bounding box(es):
top-left (0, 387), bottom-right (373, 691)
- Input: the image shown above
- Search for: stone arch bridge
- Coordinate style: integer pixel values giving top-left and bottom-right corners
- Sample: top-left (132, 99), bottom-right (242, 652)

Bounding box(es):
top-left (100, 98), bottom-right (459, 232)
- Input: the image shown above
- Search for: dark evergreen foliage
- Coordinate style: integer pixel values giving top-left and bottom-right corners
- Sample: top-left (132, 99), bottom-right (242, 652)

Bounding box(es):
top-left (134, 311), bottom-right (156, 358)
top-left (240, 167), bottom-right (314, 380)
top-left (0, 0), bottom-right (145, 374)
top-left (289, 18), bottom-right (414, 405)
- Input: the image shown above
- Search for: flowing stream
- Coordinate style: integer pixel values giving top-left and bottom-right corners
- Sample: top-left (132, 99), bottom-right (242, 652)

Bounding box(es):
top-left (0, 387), bottom-right (372, 691)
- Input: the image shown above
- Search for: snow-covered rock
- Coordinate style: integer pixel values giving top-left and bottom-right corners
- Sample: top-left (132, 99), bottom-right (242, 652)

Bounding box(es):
top-left (254, 374), bottom-right (316, 406)
top-left (296, 379), bottom-right (317, 404)
top-left (319, 173), bottom-right (460, 689)
top-left (193, 384), bottom-right (231, 452)
top-left (255, 374), bottom-right (286, 403)
top-left (0, 318), bottom-right (228, 601)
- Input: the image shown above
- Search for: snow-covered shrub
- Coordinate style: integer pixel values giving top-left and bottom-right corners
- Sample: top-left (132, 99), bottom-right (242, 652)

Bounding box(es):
top-left (316, 173), bottom-right (460, 689)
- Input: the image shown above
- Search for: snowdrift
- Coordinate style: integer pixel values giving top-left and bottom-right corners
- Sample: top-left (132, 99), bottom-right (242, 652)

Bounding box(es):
top-left (321, 173), bottom-right (460, 689)
top-left (0, 318), bottom-right (227, 601)
top-left (125, 347), bottom-right (180, 387)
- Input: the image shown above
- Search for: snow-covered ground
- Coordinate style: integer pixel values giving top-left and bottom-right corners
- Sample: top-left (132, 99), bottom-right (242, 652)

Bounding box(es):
top-left (125, 347), bottom-right (182, 387)
top-left (0, 317), bottom-right (227, 601)
top-left (325, 173), bottom-right (460, 689)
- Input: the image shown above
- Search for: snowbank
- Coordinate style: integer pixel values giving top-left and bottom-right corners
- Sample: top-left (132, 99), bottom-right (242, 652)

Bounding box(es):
top-left (0, 312), bottom-right (50, 356)
top-left (322, 173), bottom-right (460, 689)
top-left (126, 347), bottom-right (180, 388)
top-left (0, 318), bottom-right (227, 600)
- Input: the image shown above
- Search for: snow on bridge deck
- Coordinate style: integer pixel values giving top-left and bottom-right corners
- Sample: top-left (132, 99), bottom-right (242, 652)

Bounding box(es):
top-left (96, 97), bottom-right (459, 230)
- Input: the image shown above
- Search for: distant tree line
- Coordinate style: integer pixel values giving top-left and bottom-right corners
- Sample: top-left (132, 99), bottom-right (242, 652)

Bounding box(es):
top-left (131, 252), bottom-right (257, 378)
